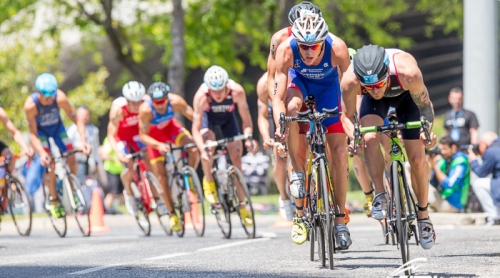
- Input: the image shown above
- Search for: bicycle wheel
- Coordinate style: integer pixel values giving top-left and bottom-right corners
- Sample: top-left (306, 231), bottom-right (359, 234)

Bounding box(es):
top-left (309, 223), bottom-right (316, 261)
top-left (132, 182), bottom-right (151, 236)
top-left (184, 166), bottom-right (206, 237)
top-left (232, 167), bottom-right (255, 239)
top-left (7, 176), bottom-right (32, 236)
top-left (381, 218), bottom-right (395, 245)
top-left (45, 186), bottom-right (67, 238)
top-left (66, 174), bottom-right (90, 237)
top-left (392, 162), bottom-right (411, 275)
top-left (319, 159), bottom-right (334, 270)
top-left (146, 172), bottom-right (171, 236)
top-left (212, 175), bottom-right (231, 239)
top-left (317, 225), bottom-right (326, 267)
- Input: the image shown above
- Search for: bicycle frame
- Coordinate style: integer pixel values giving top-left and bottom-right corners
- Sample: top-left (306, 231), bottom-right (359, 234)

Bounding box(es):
top-left (131, 153), bottom-right (155, 214)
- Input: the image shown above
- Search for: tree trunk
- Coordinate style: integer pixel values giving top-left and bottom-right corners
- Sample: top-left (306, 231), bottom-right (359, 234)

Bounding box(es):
top-left (280, 0), bottom-right (295, 29)
top-left (169, 0), bottom-right (186, 124)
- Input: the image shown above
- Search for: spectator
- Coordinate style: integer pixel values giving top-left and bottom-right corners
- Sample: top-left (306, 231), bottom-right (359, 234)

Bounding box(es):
top-left (99, 137), bottom-right (124, 214)
top-left (429, 136), bottom-right (470, 212)
top-left (444, 87), bottom-right (479, 146)
top-left (468, 131), bottom-right (500, 225)
top-left (67, 105), bottom-right (101, 184)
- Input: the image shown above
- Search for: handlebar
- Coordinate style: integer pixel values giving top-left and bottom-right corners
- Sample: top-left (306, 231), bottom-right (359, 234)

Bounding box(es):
top-left (278, 107), bottom-right (341, 138)
top-left (0, 152), bottom-right (30, 168)
top-left (51, 149), bottom-right (83, 160)
top-left (125, 150), bottom-right (144, 160)
top-left (203, 133), bottom-right (253, 149)
top-left (169, 142), bottom-right (197, 152)
top-left (353, 117), bottom-right (432, 146)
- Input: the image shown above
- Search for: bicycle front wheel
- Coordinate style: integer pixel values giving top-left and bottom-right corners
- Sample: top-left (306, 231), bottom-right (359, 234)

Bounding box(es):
top-left (319, 159), bottom-right (334, 270)
top-left (66, 174), bottom-right (90, 237)
top-left (132, 181), bottom-right (151, 236)
top-left (212, 175), bottom-right (231, 238)
top-left (392, 162), bottom-right (411, 274)
top-left (146, 172), bottom-right (171, 236)
top-left (45, 186), bottom-right (67, 238)
top-left (7, 176), bottom-right (32, 236)
top-left (184, 166), bottom-right (206, 237)
top-left (231, 167), bottom-right (255, 239)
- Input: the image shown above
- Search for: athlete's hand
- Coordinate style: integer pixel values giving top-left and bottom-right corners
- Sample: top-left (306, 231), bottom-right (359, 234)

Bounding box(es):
top-left (275, 127), bottom-right (289, 143)
top-left (348, 138), bottom-right (363, 156)
top-left (81, 142), bottom-right (92, 156)
top-left (117, 153), bottom-right (130, 164)
top-left (274, 142), bottom-right (288, 158)
top-left (40, 152), bottom-right (51, 167)
top-left (421, 131), bottom-right (436, 148)
top-left (201, 149), bottom-right (212, 162)
top-left (25, 146), bottom-right (34, 158)
top-left (263, 138), bottom-right (275, 150)
top-left (157, 144), bottom-right (171, 155)
top-left (245, 139), bottom-right (257, 154)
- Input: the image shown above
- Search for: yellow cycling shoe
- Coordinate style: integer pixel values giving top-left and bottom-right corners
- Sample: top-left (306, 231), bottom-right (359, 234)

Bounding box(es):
top-left (169, 214), bottom-right (182, 232)
top-left (291, 216), bottom-right (309, 245)
top-left (363, 195), bottom-right (373, 217)
top-left (202, 178), bottom-right (218, 205)
top-left (239, 207), bottom-right (253, 226)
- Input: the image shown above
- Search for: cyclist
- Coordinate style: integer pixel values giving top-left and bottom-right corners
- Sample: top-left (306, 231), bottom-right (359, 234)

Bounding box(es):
top-left (107, 81), bottom-right (152, 217)
top-left (273, 13), bottom-right (352, 248)
top-left (24, 73), bottom-right (91, 218)
top-left (258, 2), bottom-right (322, 222)
top-left (191, 65), bottom-right (254, 226)
top-left (138, 82), bottom-right (197, 231)
top-left (341, 44), bottom-right (437, 249)
top-left (0, 107), bottom-right (34, 205)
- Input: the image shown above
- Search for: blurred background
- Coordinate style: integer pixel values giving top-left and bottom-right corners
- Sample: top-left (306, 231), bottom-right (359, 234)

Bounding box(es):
top-left (0, 0), bottom-right (499, 210)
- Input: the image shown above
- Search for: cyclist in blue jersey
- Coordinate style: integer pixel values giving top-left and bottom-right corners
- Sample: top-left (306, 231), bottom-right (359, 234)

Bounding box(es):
top-left (192, 65), bottom-right (255, 226)
top-left (24, 73), bottom-right (91, 219)
top-left (341, 44), bottom-right (437, 250)
top-left (273, 13), bottom-right (352, 248)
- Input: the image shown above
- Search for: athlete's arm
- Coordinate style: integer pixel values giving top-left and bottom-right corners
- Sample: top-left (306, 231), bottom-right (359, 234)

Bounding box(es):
top-left (138, 103), bottom-right (162, 150)
top-left (0, 107), bottom-right (31, 154)
top-left (272, 40), bottom-right (294, 140)
top-left (266, 31), bottom-right (284, 99)
top-left (191, 89), bottom-right (209, 159)
top-left (23, 98), bottom-right (45, 157)
top-left (58, 91), bottom-right (89, 153)
top-left (256, 75), bottom-right (273, 150)
top-left (331, 37), bottom-right (351, 82)
top-left (340, 65), bottom-right (360, 140)
top-left (106, 106), bottom-right (123, 157)
top-left (169, 93), bottom-right (194, 122)
top-left (232, 83), bottom-right (252, 136)
top-left (397, 53), bottom-right (435, 129)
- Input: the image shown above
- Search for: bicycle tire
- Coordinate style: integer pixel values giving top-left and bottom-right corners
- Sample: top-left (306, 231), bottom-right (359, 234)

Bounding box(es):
top-left (146, 172), bottom-right (172, 236)
top-left (174, 173), bottom-right (186, 238)
top-left (132, 181), bottom-right (151, 236)
top-left (212, 174), bottom-right (231, 239)
top-left (7, 176), bottom-right (32, 236)
top-left (232, 167), bottom-right (255, 239)
top-left (185, 166), bottom-right (206, 237)
top-left (309, 223), bottom-right (315, 261)
top-left (317, 225), bottom-right (326, 267)
top-left (66, 174), bottom-right (91, 237)
top-left (45, 185), bottom-right (67, 238)
top-left (319, 159), bottom-right (334, 270)
top-left (392, 162), bottom-right (411, 275)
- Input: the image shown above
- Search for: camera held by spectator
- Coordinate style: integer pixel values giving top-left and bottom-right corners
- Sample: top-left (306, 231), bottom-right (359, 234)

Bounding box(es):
top-left (459, 144), bottom-right (479, 154)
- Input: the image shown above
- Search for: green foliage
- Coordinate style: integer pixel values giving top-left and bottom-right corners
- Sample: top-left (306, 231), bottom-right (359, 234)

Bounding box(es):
top-left (417, 0), bottom-right (463, 38)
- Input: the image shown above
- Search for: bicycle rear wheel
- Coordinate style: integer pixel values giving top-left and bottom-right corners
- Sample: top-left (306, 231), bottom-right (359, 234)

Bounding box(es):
top-left (184, 166), bottom-right (206, 237)
top-left (45, 186), bottom-right (67, 238)
top-left (212, 174), bottom-right (232, 239)
top-left (392, 162), bottom-right (411, 275)
top-left (7, 176), bottom-right (32, 236)
top-left (66, 174), bottom-right (90, 237)
top-left (319, 159), bottom-right (334, 270)
top-left (232, 167), bottom-right (255, 239)
top-left (132, 182), bottom-right (151, 236)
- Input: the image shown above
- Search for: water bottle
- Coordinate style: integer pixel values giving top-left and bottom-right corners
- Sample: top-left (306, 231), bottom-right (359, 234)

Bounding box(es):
top-left (56, 178), bottom-right (63, 197)
top-left (165, 153), bottom-right (174, 173)
top-left (216, 156), bottom-right (228, 189)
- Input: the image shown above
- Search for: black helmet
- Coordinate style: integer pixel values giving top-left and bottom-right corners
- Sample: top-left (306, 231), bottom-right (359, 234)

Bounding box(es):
top-left (288, 1), bottom-right (322, 25)
top-left (353, 45), bottom-right (389, 84)
top-left (147, 82), bottom-right (170, 99)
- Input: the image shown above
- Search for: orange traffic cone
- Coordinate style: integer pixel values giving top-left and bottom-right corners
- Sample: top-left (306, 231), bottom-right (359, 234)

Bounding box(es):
top-left (184, 192), bottom-right (201, 230)
top-left (88, 188), bottom-right (110, 233)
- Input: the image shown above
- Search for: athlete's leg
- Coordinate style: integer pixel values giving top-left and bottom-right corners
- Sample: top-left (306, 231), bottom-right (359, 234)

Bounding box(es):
top-left (176, 131), bottom-right (199, 169)
top-left (353, 152), bottom-right (374, 216)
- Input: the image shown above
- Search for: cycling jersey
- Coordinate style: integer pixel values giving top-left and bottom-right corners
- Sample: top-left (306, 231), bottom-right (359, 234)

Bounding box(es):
top-left (201, 80), bottom-right (240, 138)
top-left (287, 34), bottom-right (343, 133)
top-left (30, 92), bottom-right (73, 153)
top-left (359, 48), bottom-right (420, 139)
top-left (145, 97), bottom-right (189, 163)
top-left (116, 101), bottom-right (144, 153)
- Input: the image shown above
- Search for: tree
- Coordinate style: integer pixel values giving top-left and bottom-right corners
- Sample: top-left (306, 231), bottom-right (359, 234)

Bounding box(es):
top-left (168, 0), bottom-right (186, 99)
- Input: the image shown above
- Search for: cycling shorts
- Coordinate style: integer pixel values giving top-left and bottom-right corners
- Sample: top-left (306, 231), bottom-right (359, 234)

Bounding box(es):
top-left (202, 112), bottom-right (240, 138)
top-left (38, 124), bottom-right (74, 153)
top-left (147, 119), bottom-right (190, 164)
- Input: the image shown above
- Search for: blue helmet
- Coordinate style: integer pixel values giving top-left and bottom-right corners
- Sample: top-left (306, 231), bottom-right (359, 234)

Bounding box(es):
top-left (35, 73), bottom-right (58, 97)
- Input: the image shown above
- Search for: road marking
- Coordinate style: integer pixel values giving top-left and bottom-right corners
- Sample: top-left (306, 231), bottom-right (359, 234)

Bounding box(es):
top-left (143, 252), bottom-right (191, 261)
top-left (258, 231), bottom-right (277, 238)
top-left (69, 263), bottom-right (125, 275)
top-left (197, 238), bottom-right (270, 252)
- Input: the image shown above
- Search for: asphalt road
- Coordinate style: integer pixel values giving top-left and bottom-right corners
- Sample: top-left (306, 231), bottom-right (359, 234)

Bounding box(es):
top-left (0, 214), bottom-right (499, 278)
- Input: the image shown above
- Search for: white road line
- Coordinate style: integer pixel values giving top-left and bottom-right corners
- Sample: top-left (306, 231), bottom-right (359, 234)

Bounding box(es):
top-left (143, 252), bottom-right (191, 261)
top-left (197, 238), bottom-right (270, 252)
top-left (258, 232), bottom-right (277, 238)
top-left (69, 263), bottom-right (125, 275)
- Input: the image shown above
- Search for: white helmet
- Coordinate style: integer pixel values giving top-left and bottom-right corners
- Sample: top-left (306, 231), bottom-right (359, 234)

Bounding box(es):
top-left (204, 65), bottom-right (229, 91)
top-left (122, 81), bottom-right (145, 102)
top-left (292, 12), bottom-right (328, 43)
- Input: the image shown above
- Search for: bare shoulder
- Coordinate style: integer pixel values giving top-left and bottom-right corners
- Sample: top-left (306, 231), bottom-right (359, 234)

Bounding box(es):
top-left (230, 81), bottom-right (246, 99)
top-left (341, 64), bottom-right (361, 89)
top-left (193, 87), bottom-right (208, 110)
top-left (56, 90), bottom-right (68, 103)
top-left (256, 73), bottom-right (268, 100)
top-left (24, 95), bottom-right (36, 111)
top-left (139, 101), bottom-right (152, 115)
top-left (394, 52), bottom-right (420, 77)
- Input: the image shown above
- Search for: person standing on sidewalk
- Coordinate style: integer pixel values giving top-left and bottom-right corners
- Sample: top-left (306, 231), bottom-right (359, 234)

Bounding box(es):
top-left (99, 137), bottom-right (124, 215)
top-left (444, 87), bottom-right (479, 146)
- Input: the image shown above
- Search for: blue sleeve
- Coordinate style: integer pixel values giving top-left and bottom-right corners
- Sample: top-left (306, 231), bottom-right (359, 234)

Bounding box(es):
top-left (471, 150), bottom-right (496, 178)
top-left (440, 164), bottom-right (466, 189)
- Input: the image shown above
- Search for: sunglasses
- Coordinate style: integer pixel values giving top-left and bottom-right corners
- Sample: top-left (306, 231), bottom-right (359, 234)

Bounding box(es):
top-left (361, 76), bottom-right (389, 90)
top-left (298, 42), bottom-right (323, 51)
top-left (152, 98), bottom-right (168, 106)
